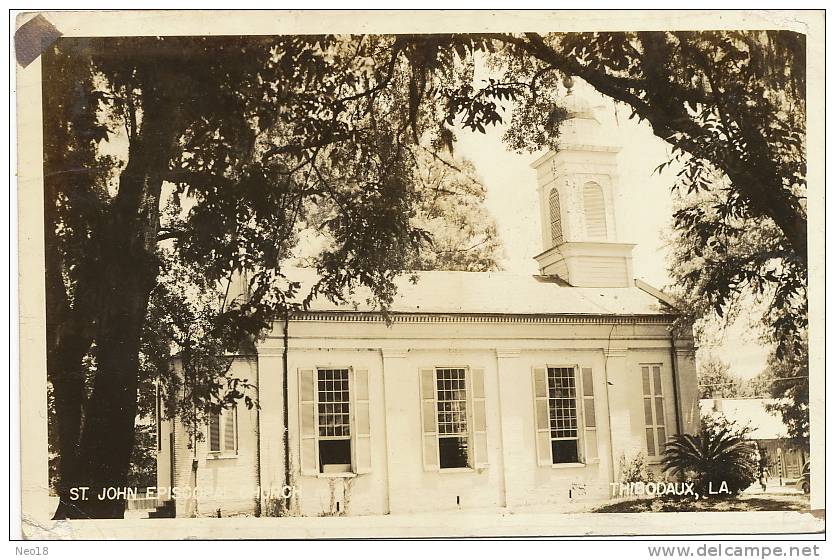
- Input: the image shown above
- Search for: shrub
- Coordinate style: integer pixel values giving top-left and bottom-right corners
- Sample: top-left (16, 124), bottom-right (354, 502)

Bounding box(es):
top-left (127, 423), bottom-right (157, 489)
top-left (618, 451), bottom-right (651, 483)
top-left (662, 413), bottom-right (758, 497)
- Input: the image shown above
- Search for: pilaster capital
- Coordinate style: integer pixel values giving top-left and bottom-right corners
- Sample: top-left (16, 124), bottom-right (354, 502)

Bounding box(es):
top-left (604, 347), bottom-right (628, 358)
top-left (381, 349), bottom-right (408, 360)
top-left (674, 347), bottom-right (695, 358)
top-left (256, 346), bottom-right (285, 357)
top-left (495, 348), bottom-right (522, 359)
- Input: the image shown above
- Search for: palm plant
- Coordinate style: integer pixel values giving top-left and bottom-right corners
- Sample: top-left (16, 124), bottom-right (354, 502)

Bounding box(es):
top-left (663, 415), bottom-right (758, 497)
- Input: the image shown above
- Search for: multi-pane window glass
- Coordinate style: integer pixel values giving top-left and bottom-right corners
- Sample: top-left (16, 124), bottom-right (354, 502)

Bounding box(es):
top-left (436, 368), bottom-right (469, 469)
top-left (318, 369), bottom-right (350, 437)
top-left (317, 368), bottom-right (352, 471)
top-left (548, 367), bottom-right (579, 464)
top-left (642, 365), bottom-right (667, 457)
top-left (549, 188), bottom-right (564, 246)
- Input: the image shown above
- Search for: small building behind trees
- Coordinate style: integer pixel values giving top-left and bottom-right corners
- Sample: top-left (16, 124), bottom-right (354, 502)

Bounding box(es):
top-left (700, 398), bottom-right (808, 482)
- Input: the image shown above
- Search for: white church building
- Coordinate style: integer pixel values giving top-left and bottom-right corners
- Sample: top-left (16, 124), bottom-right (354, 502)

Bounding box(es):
top-left (156, 97), bottom-right (699, 518)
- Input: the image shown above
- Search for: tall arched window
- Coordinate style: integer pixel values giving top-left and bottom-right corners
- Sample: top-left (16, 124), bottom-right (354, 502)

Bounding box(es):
top-left (583, 182), bottom-right (608, 240)
top-left (548, 188), bottom-right (563, 245)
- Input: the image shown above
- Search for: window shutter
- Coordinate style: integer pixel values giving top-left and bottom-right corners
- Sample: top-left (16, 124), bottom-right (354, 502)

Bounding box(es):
top-left (298, 369), bottom-right (317, 475)
top-left (532, 367), bottom-right (551, 466)
top-left (581, 367), bottom-right (598, 462)
top-left (469, 368), bottom-right (488, 469)
top-left (223, 407), bottom-right (236, 453)
top-left (653, 365), bottom-right (667, 450)
top-left (209, 412), bottom-right (221, 453)
top-left (352, 368), bottom-right (372, 474)
top-left (419, 368), bottom-right (439, 471)
top-left (156, 386), bottom-right (162, 451)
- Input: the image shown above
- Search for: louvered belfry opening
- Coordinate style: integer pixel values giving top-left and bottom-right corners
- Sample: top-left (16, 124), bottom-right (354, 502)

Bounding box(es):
top-left (549, 188), bottom-right (564, 246)
top-left (582, 182), bottom-right (607, 240)
top-left (532, 134), bottom-right (635, 287)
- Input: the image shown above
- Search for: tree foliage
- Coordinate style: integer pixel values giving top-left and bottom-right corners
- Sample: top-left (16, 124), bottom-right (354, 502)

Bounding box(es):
top-left (763, 341), bottom-right (809, 447)
top-left (666, 170), bottom-right (806, 360)
top-left (406, 148), bottom-right (503, 272)
top-left (666, 169), bottom-right (807, 443)
top-left (127, 424), bottom-right (156, 490)
top-left (697, 355), bottom-right (744, 399)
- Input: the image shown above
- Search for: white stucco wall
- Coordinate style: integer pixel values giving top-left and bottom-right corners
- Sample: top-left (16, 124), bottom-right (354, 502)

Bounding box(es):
top-left (159, 315), bottom-right (699, 517)
top-left (157, 357), bottom-right (260, 517)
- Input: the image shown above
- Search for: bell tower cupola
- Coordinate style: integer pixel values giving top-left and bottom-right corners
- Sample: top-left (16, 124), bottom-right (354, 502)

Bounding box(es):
top-left (531, 91), bottom-right (636, 287)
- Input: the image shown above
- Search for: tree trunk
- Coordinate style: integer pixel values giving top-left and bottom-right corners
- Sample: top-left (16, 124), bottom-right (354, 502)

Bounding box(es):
top-left (44, 147), bottom-right (96, 519)
top-left (63, 96), bottom-right (183, 519)
top-left (49, 331), bottom-right (93, 519)
top-left (72, 245), bottom-right (155, 518)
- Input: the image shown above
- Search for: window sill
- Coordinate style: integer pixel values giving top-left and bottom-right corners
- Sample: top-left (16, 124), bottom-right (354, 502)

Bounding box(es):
top-left (316, 472), bottom-right (357, 479)
top-left (207, 453), bottom-right (238, 460)
top-left (550, 462), bottom-right (587, 469)
top-left (438, 467), bottom-right (475, 474)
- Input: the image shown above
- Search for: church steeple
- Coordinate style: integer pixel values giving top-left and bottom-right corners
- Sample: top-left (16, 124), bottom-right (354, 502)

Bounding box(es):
top-left (531, 92), bottom-right (636, 288)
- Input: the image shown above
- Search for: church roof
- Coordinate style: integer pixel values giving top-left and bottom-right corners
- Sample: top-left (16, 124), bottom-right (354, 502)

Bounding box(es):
top-left (289, 268), bottom-right (673, 317)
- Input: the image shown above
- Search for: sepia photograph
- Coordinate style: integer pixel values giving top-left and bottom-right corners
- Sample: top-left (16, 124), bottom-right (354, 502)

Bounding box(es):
top-left (12, 8), bottom-right (825, 543)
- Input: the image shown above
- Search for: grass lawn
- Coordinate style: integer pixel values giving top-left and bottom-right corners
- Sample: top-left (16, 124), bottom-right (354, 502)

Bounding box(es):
top-left (593, 493), bottom-right (810, 513)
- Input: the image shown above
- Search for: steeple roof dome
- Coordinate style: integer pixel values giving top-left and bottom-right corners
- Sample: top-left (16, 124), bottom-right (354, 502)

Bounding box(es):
top-left (562, 92), bottom-right (599, 122)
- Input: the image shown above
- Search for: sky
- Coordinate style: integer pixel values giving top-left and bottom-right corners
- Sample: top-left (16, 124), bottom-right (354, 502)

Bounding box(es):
top-left (452, 82), bottom-right (770, 380)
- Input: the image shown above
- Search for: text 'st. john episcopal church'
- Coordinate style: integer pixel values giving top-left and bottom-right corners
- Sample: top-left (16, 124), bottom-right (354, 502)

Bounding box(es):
top-left (156, 95), bottom-right (699, 517)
